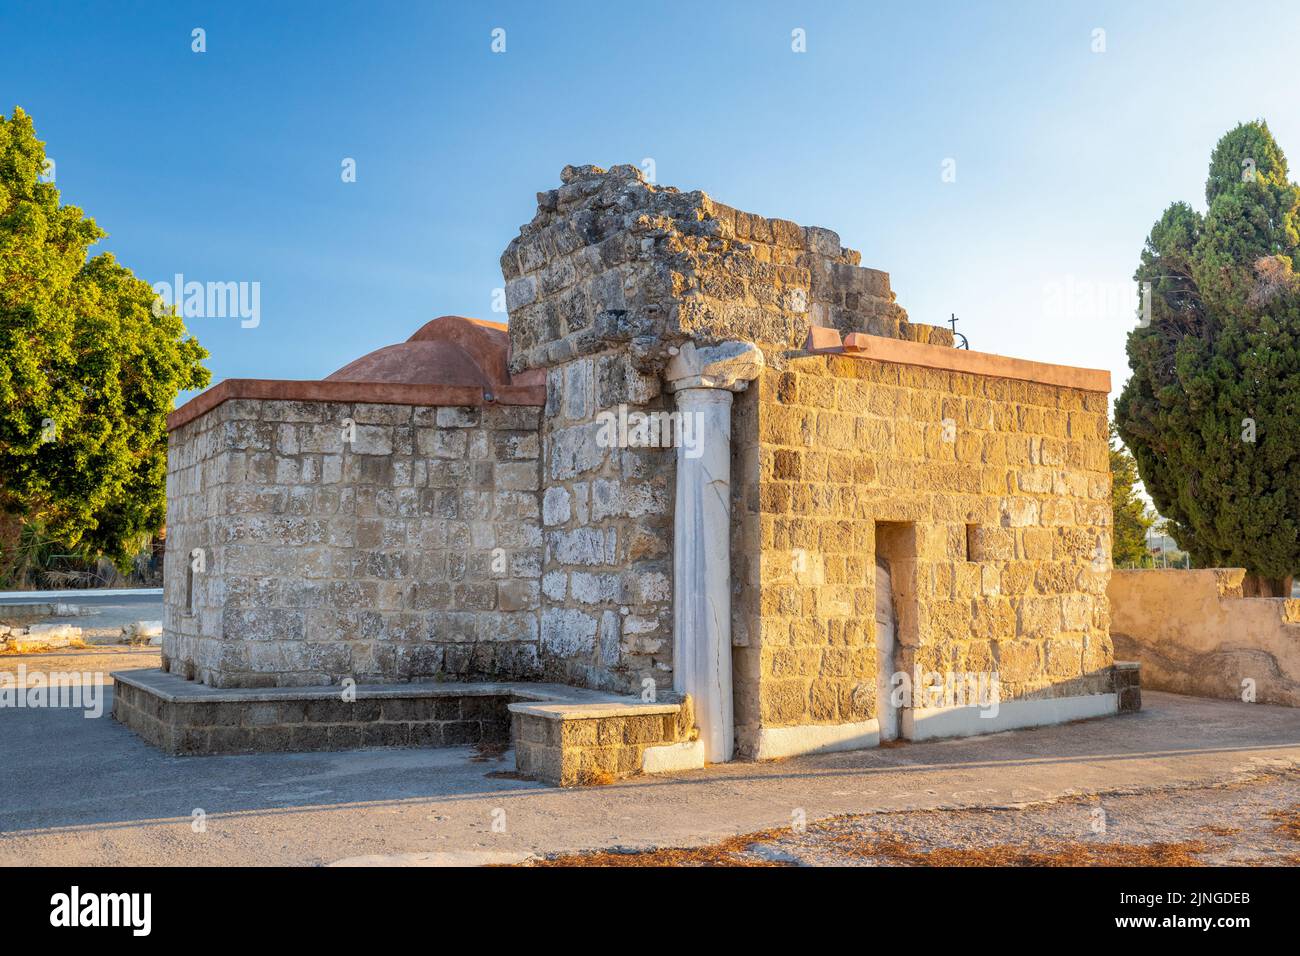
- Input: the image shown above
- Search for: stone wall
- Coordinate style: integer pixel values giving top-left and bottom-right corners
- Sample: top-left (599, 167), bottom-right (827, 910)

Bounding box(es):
top-left (1110, 568), bottom-right (1300, 706)
top-left (500, 164), bottom-right (950, 380)
top-left (502, 164), bottom-right (953, 699)
top-left (536, 352), bottom-right (676, 694)
top-left (163, 396), bottom-right (542, 688)
top-left (731, 352), bottom-right (1114, 755)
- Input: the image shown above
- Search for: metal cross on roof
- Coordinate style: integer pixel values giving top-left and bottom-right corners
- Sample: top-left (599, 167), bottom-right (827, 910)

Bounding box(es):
top-left (948, 313), bottom-right (969, 350)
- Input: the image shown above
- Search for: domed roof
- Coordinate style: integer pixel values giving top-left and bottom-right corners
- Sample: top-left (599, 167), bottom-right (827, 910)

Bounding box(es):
top-left (324, 315), bottom-right (542, 387)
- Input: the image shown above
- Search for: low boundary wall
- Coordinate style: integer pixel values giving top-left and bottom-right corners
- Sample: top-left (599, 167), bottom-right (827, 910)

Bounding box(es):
top-left (1108, 569), bottom-right (1300, 707)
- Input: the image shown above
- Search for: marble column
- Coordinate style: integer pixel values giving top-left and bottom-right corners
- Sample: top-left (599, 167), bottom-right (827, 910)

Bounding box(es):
top-left (665, 342), bottom-right (764, 763)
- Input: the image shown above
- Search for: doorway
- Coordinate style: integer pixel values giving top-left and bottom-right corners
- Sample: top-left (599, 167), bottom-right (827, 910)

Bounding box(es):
top-left (874, 556), bottom-right (899, 741)
top-left (874, 522), bottom-right (917, 742)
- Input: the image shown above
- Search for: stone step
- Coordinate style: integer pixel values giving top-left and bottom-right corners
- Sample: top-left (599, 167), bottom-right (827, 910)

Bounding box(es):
top-left (112, 669), bottom-right (515, 755)
top-left (510, 695), bottom-right (701, 787)
top-left (112, 668), bottom-right (703, 786)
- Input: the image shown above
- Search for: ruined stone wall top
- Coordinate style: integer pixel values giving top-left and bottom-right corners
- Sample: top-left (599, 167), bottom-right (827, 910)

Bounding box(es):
top-left (501, 164), bottom-right (951, 376)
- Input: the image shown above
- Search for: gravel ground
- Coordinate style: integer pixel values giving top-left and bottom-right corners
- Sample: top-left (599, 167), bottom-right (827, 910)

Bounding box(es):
top-left (736, 772), bottom-right (1300, 866)
top-left (538, 771), bottom-right (1300, 866)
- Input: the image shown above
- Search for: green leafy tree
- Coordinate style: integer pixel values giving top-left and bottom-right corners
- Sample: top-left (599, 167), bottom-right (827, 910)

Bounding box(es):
top-left (1115, 121), bottom-right (1300, 596)
top-left (1109, 425), bottom-right (1154, 567)
top-left (0, 107), bottom-right (208, 580)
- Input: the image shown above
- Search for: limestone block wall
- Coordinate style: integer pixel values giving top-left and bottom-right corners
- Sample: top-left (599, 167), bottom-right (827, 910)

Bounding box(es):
top-left (731, 352), bottom-right (1113, 755)
top-left (502, 164), bottom-right (955, 698)
top-left (163, 396), bottom-right (542, 688)
top-left (536, 351), bottom-right (675, 694)
top-left (512, 700), bottom-right (692, 787)
top-left (1109, 568), bottom-right (1300, 706)
top-left (113, 676), bottom-right (514, 755)
top-left (500, 164), bottom-right (950, 380)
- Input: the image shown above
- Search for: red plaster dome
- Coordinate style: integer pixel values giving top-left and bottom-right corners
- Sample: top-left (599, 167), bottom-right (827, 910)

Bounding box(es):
top-left (324, 315), bottom-right (542, 387)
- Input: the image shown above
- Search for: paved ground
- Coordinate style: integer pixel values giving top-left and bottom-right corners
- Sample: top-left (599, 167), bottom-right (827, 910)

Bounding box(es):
top-left (0, 589), bottom-right (162, 643)
top-left (1, 647), bottom-right (1298, 866)
top-left (0, 588), bottom-right (162, 607)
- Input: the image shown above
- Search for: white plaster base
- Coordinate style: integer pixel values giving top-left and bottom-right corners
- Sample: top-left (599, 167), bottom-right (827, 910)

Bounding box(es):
top-left (749, 694), bottom-right (1120, 759)
top-left (754, 719), bottom-right (881, 760)
top-left (902, 692), bottom-right (1119, 741)
top-left (641, 739), bottom-right (706, 775)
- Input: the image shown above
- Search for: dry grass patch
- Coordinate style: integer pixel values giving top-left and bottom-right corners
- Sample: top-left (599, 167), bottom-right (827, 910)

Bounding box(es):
top-left (0, 638), bottom-right (86, 655)
top-left (1265, 805), bottom-right (1300, 841)
top-left (1197, 824), bottom-right (1242, 837)
top-left (817, 832), bottom-right (1213, 867)
top-left (471, 740), bottom-right (509, 762)
top-left (531, 823), bottom-right (1219, 868)
top-left (532, 828), bottom-right (792, 867)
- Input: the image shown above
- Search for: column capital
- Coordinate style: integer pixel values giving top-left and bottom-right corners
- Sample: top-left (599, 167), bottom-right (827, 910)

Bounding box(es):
top-left (664, 341), bottom-right (765, 392)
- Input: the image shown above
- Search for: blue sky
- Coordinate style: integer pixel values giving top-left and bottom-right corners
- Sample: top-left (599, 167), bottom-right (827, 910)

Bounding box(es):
top-left (5, 0), bottom-right (1299, 405)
